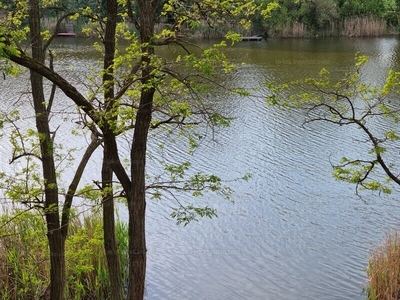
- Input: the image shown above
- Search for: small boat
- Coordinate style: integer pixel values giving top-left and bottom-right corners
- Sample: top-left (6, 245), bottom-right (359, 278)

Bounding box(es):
top-left (57, 32), bottom-right (76, 36)
top-left (58, 24), bottom-right (76, 37)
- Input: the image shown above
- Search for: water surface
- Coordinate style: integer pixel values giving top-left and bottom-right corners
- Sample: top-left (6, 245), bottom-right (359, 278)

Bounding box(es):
top-left (2, 36), bottom-right (400, 299)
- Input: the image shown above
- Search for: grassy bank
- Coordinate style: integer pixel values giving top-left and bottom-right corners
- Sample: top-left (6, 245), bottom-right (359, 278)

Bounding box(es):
top-left (366, 230), bottom-right (400, 299)
top-left (0, 210), bottom-right (128, 299)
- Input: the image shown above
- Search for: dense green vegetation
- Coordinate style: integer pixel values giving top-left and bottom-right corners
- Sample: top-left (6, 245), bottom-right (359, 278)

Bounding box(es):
top-left (0, 210), bottom-right (129, 299)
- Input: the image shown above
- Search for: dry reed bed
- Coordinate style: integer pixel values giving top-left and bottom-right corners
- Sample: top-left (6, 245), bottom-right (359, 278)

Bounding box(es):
top-left (342, 17), bottom-right (386, 37)
top-left (367, 230), bottom-right (400, 300)
top-left (279, 22), bottom-right (306, 38)
top-left (274, 16), bottom-right (389, 38)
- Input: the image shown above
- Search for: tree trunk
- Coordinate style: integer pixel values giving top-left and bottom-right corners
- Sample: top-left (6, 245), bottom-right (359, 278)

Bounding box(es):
top-left (31, 35), bottom-right (66, 300)
top-left (102, 142), bottom-right (124, 300)
top-left (28, 0), bottom-right (65, 299)
top-left (127, 88), bottom-right (153, 300)
top-left (102, 0), bottom-right (125, 297)
top-left (46, 229), bottom-right (66, 300)
top-left (126, 2), bottom-right (157, 299)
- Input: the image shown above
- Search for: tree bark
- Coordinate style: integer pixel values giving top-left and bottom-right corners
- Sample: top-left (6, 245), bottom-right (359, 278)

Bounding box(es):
top-left (127, 1), bottom-right (157, 299)
top-left (127, 87), bottom-right (153, 300)
top-left (28, 0), bottom-right (65, 299)
top-left (61, 137), bottom-right (102, 240)
top-left (102, 143), bottom-right (124, 300)
top-left (102, 0), bottom-right (125, 298)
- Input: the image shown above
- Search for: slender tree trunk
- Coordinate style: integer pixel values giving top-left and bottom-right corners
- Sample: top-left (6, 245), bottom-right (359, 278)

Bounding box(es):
top-left (28, 0), bottom-right (65, 298)
top-left (46, 230), bottom-right (65, 300)
top-left (30, 35), bottom-right (66, 300)
top-left (102, 142), bottom-right (124, 300)
top-left (127, 2), bottom-right (156, 299)
top-left (61, 137), bottom-right (102, 239)
top-left (127, 87), bottom-right (153, 300)
top-left (102, 0), bottom-right (124, 297)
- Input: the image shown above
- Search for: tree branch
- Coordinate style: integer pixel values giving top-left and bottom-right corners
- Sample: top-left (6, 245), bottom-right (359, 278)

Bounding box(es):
top-left (61, 136), bottom-right (102, 239)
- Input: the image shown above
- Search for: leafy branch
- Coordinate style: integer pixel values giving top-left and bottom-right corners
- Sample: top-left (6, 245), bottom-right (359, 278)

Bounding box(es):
top-left (267, 53), bottom-right (400, 194)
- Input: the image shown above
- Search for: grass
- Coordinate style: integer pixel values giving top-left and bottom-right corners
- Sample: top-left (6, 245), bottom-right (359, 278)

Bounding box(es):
top-left (366, 230), bottom-right (400, 300)
top-left (0, 209), bottom-right (128, 299)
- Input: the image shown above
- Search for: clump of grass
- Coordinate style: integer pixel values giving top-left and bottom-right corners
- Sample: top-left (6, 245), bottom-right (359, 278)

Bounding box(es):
top-left (366, 230), bottom-right (400, 300)
top-left (0, 209), bottom-right (128, 300)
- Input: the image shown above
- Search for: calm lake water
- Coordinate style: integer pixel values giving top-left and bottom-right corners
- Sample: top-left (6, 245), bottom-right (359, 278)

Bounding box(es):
top-left (2, 36), bottom-right (400, 299)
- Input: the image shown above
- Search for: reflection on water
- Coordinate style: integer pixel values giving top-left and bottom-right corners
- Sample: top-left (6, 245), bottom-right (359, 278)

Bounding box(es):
top-left (2, 36), bottom-right (400, 299)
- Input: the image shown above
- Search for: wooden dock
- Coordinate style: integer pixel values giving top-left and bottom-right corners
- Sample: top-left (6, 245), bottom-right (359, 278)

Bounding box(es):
top-left (241, 36), bottom-right (263, 41)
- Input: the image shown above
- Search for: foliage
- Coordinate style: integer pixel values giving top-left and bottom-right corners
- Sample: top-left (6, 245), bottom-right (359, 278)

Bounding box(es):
top-left (266, 53), bottom-right (400, 195)
top-left (63, 0), bottom-right (259, 222)
top-left (0, 109), bottom-right (91, 204)
top-left (0, 0), bottom-right (262, 223)
top-left (0, 210), bottom-right (129, 300)
top-left (336, 0), bottom-right (389, 18)
top-left (266, 0), bottom-right (338, 35)
top-left (171, 205), bottom-right (217, 226)
top-left (0, 0), bottom-right (272, 298)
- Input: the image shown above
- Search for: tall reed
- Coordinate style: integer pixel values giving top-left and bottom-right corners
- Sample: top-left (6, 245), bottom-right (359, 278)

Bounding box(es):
top-left (366, 230), bottom-right (400, 300)
top-left (0, 210), bottom-right (129, 299)
top-left (341, 16), bottom-right (386, 37)
top-left (279, 22), bottom-right (306, 38)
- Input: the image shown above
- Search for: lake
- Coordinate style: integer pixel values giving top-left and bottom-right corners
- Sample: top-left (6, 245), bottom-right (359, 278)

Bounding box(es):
top-left (2, 36), bottom-right (400, 299)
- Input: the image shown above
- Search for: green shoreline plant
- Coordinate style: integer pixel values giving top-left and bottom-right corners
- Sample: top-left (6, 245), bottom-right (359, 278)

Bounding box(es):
top-left (0, 210), bottom-right (128, 300)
